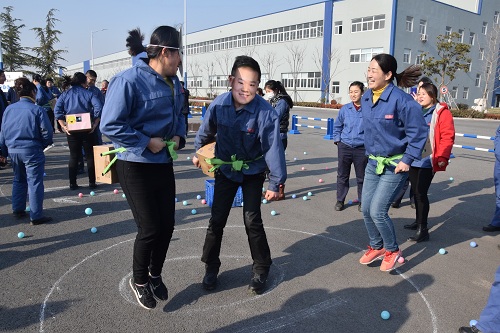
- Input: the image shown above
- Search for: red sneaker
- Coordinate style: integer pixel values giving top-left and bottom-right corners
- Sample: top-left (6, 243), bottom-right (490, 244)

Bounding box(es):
top-left (380, 249), bottom-right (402, 272)
top-left (359, 246), bottom-right (386, 265)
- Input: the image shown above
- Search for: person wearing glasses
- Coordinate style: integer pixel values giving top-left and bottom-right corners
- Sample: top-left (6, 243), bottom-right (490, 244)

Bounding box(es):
top-left (100, 26), bottom-right (186, 310)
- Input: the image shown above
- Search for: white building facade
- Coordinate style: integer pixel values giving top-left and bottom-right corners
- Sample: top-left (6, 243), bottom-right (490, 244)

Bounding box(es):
top-left (65, 0), bottom-right (500, 107)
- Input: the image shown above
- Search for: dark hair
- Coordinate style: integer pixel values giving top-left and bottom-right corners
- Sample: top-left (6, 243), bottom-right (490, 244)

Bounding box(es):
top-left (419, 82), bottom-right (438, 105)
top-left (70, 72), bottom-right (87, 86)
top-left (371, 53), bottom-right (422, 88)
top-left (418, 76), bottom-right (433, 85)
top-left (46, 77), bottom-right (54, 83)
top-left (102, 79), bottom-right (109, 84)
top-left (265, 80), bottom-right (288, 95)
top-left (256, 87), bottom-right (264, 96)
top-left (149, 26), bottom-right (180, 55)
top-left (61, 75), bottom-right (72, 91)
top-left (349, 81), bottom-right (365, 92)
top-left (86, 70), bottom-right (97, 78)
top-left (231, 55), bottom-right (261, 82)
top-left (33, 74), bottom-right (42, 82)
top-left (15, 77), bottom-right (37, 97)
top-left (0, 70), bottom-right (4, 75)
top-left (126, 28), bottom-right (146, 56)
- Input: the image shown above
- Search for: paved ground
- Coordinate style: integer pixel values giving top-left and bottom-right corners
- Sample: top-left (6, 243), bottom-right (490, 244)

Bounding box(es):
top-left (1, 112), bottom-right (499, 333)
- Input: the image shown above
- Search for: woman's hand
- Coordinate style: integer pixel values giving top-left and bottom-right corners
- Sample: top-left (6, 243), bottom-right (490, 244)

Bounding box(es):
top-left (147, 137), bottom-right (166, 153)
top-left (394, 161), bottom-right (410, 174)
top-left (172, 136), bottom-right (181, 150)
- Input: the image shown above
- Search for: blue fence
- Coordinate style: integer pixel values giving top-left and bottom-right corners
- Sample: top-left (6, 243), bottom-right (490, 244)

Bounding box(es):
top-left (454, 132), bottom-right (494, 153)
top-left (289, 115), bottom-right (335, 140)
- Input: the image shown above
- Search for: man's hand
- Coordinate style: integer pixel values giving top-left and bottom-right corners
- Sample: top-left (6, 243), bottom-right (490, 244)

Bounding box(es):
top-left (265, 190), bottom-right (279, 201)
top-left (147, 137), bottom-right (166, 153)
top-left (172, 135), bottom-right (181, 150)
top-left (192, 155), bottom-right (201, 168)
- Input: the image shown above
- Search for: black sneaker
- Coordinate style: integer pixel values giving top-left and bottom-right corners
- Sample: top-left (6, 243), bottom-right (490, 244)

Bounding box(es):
top-left (249, 272), bottom-right (268, 295)
top-left (149, 275), bottom-right (168, 301)
top-left (70, 184), bottom-right (80, 190)
top-left (30, 216), bottom-right (52, 225)
top-left (334, 201), bottom-right (344, 211)
top-left (202, 271), bottom-right (218, 290)
top-left (129, 278), bottom-right (156, 310)
top-left (13, 210), bottom-right (27, 219)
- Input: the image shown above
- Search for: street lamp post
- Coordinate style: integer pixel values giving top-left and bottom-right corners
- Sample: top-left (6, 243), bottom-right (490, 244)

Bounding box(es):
top-left (91, 29), bottom-right (108, 69)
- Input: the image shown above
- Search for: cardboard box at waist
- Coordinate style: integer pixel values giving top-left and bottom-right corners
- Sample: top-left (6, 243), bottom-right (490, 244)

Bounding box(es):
top-left (93, 144), bottom-right (119, 184)
top-left (196, 142), bottom-right (216, 178)
top-left (66, 113), bottom-right (92, 132)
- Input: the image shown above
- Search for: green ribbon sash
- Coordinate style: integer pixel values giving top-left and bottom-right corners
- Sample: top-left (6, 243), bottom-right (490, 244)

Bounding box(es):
top-left (100, 140), bottom-right (178, 176)
top-left (206, 154), bottom-right (262, 172)
top-left (369, 154), bottom-right (404, 175)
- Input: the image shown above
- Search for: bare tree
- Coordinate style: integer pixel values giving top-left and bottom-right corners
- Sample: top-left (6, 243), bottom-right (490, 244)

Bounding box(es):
top-left (241, 45), bottom-right (256, 58)
top-left (203, 60), bottom-right (216, 98)
top-left (188, 60), bottom-right (202, 97)
top-left (284, 44), bottom-right (306, 102)
top-left (479, 21), bottom-right (500, 107)
top-left (312, 46), bottom-right (343, 103)
top-left (258, 50), bottom-right (281, 81)
top-left (216, 50), bottom-right (233, 91)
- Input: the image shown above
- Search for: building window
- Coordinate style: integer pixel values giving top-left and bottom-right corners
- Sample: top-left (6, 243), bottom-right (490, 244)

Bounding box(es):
top-left (469, 32), bottom-right (475, 45)
top-left (451, 86), bottom-right (458, 99)
top-left (351, 14), bottom-right (385, 33)
top-left (458, 29), bottom-right (464, 42)
top-left (479, 48), bottom-right (484, 60)
top-left (188, 76), bottom-right (202, 88)
top-left (331, 81), bottom-right (340, 94)
top-left (475, 74), bottom-right (481, 87)
top-left (334, 21), bottom-right (343, 35)
top-left (495, 11), bottom-right (499, 24)
top-left (445, 26), bottom-right (452, 36)
top-left (350, 47), bottom-right (383, 62)
top-left (416, 51), bottom-right (424, 65)
top-left (419, 20), bottom-right (427, 36)
top-left (467, 61), bottom-right (472, 71)
top-left (482, 22), bottom-right (488, 34)
top-left (463, 87), bottom-right (469, 99)
top-left (281, 72), bottom-right (320, 89)
top-left (406, 16), bottom-right (413, 32)
top-left (403, 48), bottom-right (411, 63)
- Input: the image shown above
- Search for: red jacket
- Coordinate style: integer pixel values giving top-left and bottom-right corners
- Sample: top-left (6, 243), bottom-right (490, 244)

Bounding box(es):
top-left (430, 102), bottom-right (455, 172)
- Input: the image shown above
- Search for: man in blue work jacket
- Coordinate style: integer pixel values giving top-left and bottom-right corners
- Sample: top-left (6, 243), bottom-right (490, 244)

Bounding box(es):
top-left (192, 55), bottom-right (286, 295)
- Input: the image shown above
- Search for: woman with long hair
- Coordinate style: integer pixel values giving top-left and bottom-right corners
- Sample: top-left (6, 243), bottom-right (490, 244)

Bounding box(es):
top-left (100, 26), bottom-right (185, 310)
top-left (358, 54), bottom-right (428, 272)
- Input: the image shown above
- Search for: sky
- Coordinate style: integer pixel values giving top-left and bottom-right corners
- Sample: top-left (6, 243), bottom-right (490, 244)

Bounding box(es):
top-left (1, 0), bottom-right (323, 67)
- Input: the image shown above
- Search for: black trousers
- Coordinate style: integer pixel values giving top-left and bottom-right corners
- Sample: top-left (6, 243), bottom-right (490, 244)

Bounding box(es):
top-left (336, 142), bottom-right (367, 202)
top-left (202, 171), bottom-right (272, 275)
top-left (116, 160), bottom-right (176, 284)
top-left (66, 131), bottom-right (97, 185)
top-left (408, 167), bottom-right (434, 226)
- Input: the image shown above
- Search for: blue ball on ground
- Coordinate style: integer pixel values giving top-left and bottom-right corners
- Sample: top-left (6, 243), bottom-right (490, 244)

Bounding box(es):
top-left (90, 191), bottom-right (96, 196)
top-left (18, 232), bottom-right (25, 239)
top-left (85, 207), bottom-right (93, 215)
top-left (271, 210), bottom-right (277, 216)
top-left (470, 320), bottom-right (478, 327)
top-left (25, 206), bottom-right (30, 212)
top-left (439, 248), bottom-right (447, 255)
top-left (470, 241), bottom-right (477, 248)
top-left (182, 200), bottom-right (188, 206)
top-left (292, 194), bottom-right (297, 199)
top-left (381, 311), bottom-right (390, 320)
top-left (449, 177), bottom-right (454, 182)
top-left (262, 199), bottom-right (268, 204)
top-left (90, 227), bottom-right (97, 233)
top-left (348, 200), bottom-right (352, 205)
top-left (307, 192), bottom-right (313, 196)
top-left (196, 195), bottom-right (202, 200)
top-left (303, 196), bottom-right (308, 201)
top-left (191, 209), bottom-right (197, 215)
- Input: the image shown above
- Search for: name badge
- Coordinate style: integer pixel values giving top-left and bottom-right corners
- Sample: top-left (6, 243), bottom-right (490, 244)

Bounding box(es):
top-left (385, 114), bottom-right (394, 119)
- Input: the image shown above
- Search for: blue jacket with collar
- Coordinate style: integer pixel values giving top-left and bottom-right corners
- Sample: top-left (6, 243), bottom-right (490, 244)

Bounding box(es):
top-left (88, 85), bottom-right (105, 105)
top-left (35, 83), bottom-right (52, 106)
top-left (411, 105), bottom-right (436, 169)
top-left (54, 85), bottom-right (102, 120)
top-left (194, 92), bottom-right (286, 192)
top-left (0, 97), bottom-right (53, 155)
top-left (99, 58), bottom-right (186, 164)
top-left (333, 102), bottom-right (365, 148)
top-left (361, 82), bottom-right (428, 167)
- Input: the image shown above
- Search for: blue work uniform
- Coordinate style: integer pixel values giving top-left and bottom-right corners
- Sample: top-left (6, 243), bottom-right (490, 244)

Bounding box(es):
top-left (35, 83), bottom-right (52, 107)
top-left (194, 92), bottom-right (286, 192)
top-left (410, 105), bottom-right (435, 169)
top-left (0, 97), bottom-right (53, 220)
top-left (333, 102), bottom-right (365, 148)
top-left (362, 82), bottom-right (428, 167)
top-left (87, 85), bottom-right (105, 144)
top-left (49, 86), bottom-right (62, 98)
top-left (100, 58), bottom-right (186, 163)
top-left (54, 85), bottom-right (102, 122)
top-left (491, 124), bottom-right (500, 227)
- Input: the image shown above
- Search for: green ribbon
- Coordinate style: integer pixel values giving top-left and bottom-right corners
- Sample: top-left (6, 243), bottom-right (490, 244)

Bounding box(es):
top-left (100, 140), bottom-right (177, 176)
top-left (206, 154), bottom-right (262, 172)
top-left (369, 154), bottom-right (404, 175)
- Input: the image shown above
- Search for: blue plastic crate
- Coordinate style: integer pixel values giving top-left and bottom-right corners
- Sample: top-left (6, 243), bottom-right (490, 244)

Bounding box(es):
top-left (205, 179), bottom-right (243, 207)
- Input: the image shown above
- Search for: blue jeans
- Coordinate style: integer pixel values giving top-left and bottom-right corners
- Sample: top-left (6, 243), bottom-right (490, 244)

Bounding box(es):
top-left (361, 163), bottom-right (408, 252)
top-left (10, 151), bottom-right (46, 220)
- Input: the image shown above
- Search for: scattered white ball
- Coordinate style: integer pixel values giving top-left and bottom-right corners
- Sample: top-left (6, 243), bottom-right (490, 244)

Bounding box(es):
top-left (196, 195), bottom-right (202, 200)
top-left (18, 232), bottom-right (25, 239)
top-left (307, 192), bottom-right (313, 196)
top-left (292, 194), bottom-right (297, 199)
top-left (470, 241), bottom-right (477, 248)
top-left (182, 200), bottom-right (188, 206)
top-left (271, 210), bottom-right (277, 216)
top-left (262, 199), bottom-right (268, 204)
